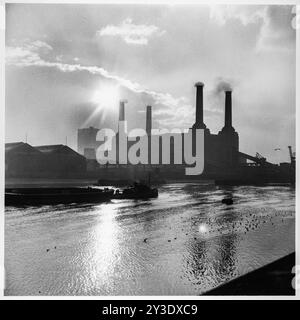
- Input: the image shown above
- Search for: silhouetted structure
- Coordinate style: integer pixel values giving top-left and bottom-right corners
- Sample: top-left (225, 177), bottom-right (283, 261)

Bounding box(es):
top-left (5, 81), bottom-right (294, 184)
top-left (5, 143), bottom-right (86, 178)
top-left (192, 82), bottom-right (207, 130)
top-left (5, 142), bottom-right (45, 178)
top-left (117, 100), bottom-right (128, 164)
top-left (77, 126), bottom-right (99, 159)
top-left (35, 145), bottom-right (86, 177)
top-left (190, 84), bottom-right (239, 170)
top-left (119, 99), bottom-right (126, 122)
top-left (76, 81), bottom-right (294, 184)
top-left (146, 105), bottom-right (152, 165)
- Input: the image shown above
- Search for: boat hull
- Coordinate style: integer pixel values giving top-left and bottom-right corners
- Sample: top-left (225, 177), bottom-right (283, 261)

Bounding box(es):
top-left (5, 187), bottom-right (114, 206)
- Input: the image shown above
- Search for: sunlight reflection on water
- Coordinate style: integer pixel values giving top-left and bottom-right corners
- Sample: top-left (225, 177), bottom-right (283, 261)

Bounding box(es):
top-left (5, 184), bottom-right (295, 295)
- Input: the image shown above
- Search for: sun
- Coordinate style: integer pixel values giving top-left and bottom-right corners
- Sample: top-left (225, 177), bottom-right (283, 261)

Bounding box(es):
top-left (82, 83), bottom-right (120, 127)
top-left (92, 84), bottom-right (120, 111)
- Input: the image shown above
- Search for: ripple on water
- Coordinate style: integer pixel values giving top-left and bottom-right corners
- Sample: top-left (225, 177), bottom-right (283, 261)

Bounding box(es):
top-left (5, 184), bottom-right (295, 295)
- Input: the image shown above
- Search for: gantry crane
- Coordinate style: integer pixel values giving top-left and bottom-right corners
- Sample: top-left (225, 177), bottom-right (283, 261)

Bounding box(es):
top-left (288, 146), bottom-right (295, 166)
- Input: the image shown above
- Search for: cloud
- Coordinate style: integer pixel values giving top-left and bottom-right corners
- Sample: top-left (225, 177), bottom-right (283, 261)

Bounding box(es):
top-left (209, 5), bottom-right (264, 26)
top-left (6, 39), bottom-right (53, 64)
top-left (256, 6), bottom-right (296, 52)
top-left (209, 5), bottom-right (295, 52)
top-left (55, 55), bottom-right (63, 61)
top-left (97, 18), bottom-right (165, 45)
top-left (28, 40), bottom-right (53, 52)
top-left (6, 40), bottom-right (191, 129)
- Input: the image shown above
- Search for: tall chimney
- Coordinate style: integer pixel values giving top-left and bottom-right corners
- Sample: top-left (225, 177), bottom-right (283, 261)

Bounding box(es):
top-left (146, 105), bottom-right (152, 165)
top-left (224, 90), bottom-right (232, 128)
top-left (119, 100), bottom-right (127, 121)
top-left (193, 82), bottom-right (206, 129)
top-left (146, 105), bottom-right (152, 136)
top-left (117, 100), bottom-right (128, 164)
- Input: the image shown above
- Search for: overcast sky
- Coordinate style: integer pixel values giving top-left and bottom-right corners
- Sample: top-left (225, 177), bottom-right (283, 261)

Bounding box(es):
top-left (5, 4), bottom-right (296, 163)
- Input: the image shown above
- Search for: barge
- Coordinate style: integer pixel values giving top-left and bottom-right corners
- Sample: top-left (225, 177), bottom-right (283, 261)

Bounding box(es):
top-left (5, 187), bottom-right (114, 206)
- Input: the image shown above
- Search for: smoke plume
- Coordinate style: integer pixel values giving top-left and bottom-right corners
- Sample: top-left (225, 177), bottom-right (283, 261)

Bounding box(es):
top-left (214, 77), bottom-right (233, 95)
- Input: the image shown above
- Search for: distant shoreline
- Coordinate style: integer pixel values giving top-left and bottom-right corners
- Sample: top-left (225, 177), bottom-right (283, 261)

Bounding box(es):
top-left (5, 177), bottom-right (295, 189)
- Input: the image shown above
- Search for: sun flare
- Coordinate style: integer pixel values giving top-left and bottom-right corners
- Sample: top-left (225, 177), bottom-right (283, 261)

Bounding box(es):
top-left (92, 84), bottom-right (120, 111)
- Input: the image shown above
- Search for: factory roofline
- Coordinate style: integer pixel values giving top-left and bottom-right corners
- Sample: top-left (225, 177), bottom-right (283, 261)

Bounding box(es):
top-left (35, 144), bottom-right (83, 157)
top-left (78, 126), bottom-right (99, 130)
top-left (5, 142), bottom-right (43, 155)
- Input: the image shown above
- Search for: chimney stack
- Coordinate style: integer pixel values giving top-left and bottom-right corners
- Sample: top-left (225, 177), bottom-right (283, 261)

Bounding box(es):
top-left (119, 100), bottom-right (127, 121)
top-left (224, 90), bottom-right (232, 128)
top-left (193, 82), bottom-right (206, 129)
top-left (146, 105), bottom-right (152, 136)
top-left (146, 105), bottom-right (152, 165)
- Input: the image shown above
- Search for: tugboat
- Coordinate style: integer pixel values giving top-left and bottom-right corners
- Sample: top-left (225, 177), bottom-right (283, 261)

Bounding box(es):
top-left (113, 182), bottom-right (158, 199)
top-left (5, 187), bottom-right (114, 206)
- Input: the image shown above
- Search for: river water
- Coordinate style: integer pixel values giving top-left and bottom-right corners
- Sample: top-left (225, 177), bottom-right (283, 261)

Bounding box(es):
top-left (5, 183), bottom-right (295, 296)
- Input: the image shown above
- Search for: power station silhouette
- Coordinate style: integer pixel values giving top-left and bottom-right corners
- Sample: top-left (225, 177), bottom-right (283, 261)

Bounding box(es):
top-left (77, 82), bottom-right (294, 184)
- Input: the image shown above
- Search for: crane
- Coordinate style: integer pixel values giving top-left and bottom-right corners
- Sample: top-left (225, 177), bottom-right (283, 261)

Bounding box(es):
top-left (255, 152), bottom-right (266, 164)
top-left (288, 146), bottom-right (296, 164)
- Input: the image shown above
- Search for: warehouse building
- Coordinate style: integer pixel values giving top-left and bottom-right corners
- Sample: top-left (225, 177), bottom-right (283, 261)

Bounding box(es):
top-left (5, 142), bottom-right (44, 178)
top-left (5, 143), bottom-right (86, 178)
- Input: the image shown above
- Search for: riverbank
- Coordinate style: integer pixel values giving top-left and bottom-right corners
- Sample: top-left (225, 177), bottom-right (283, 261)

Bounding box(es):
top-left (203, 252), bottom-right (295, 295)
top-left (5, 178), bottom-right (97, 188)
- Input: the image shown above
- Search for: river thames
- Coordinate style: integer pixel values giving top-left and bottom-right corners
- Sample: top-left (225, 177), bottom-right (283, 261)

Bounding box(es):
top-left (5, 183), bottom-right (295, 295)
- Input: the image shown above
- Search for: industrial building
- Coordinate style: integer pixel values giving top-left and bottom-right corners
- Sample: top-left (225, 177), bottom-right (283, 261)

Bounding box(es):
top-left (77, 81), bottom-right (294, 184)
top-left (5, 82), bottom-right (293, 184)
top-left (77, 82), bottom-right (241, 174)
top-left (5, 142), bottom-right (45, 178)
top-left (77, 126), bottom-right (100, 159)
top-left (188, 82), bottom-right (239, 170)
top-left (5, 143), bottom-right (86, 179)
top-left (35, 144), bottom-right (87, 177)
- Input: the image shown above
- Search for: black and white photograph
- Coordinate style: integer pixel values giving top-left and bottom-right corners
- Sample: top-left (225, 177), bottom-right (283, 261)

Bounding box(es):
top-left (1, 0), bottom-right (298, 300)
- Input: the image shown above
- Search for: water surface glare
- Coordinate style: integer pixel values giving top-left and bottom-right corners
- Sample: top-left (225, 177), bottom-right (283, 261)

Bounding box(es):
top-left (5, 184), bottom-right (295, 295)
